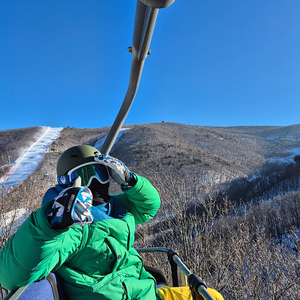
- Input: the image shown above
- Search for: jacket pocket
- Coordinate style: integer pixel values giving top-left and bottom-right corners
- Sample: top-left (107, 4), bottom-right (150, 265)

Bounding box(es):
top-left (122, 277), bottom-right (157, 300)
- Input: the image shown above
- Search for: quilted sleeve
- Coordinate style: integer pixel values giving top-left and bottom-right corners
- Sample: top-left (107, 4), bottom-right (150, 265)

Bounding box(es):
top-left (114, 174), bottom-right (161, 225)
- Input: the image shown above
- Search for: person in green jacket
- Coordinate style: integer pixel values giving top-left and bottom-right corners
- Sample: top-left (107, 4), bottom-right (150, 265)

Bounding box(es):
top-left (0, 145), bottom-right (223, 300)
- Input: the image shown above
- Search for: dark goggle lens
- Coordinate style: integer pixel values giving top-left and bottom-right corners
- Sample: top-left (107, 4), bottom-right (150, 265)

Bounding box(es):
top-left (70, 164), bottom-right (109, 186)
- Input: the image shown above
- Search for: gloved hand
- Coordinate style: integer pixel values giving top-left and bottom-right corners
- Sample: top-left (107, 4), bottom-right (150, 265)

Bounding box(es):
top-left (47, 186), bottom-right (93, 229)
top-left (95, 154), bottom-right (137, 189)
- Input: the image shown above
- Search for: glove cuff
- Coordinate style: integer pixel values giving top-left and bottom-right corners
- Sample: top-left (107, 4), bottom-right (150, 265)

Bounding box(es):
top-left (121, 172), bottom-right (137, 190)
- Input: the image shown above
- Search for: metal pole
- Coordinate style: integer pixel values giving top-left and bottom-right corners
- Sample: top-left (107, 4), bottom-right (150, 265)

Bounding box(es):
top-left (101, 0), bottom-right (174, 154)
top-left (100, 55), bottom-right (146, 155)
top-left (136, 248), bottom-right (215, 300)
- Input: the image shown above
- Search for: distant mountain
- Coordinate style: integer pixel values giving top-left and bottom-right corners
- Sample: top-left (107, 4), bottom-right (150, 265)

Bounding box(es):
top-left (111, 123), bottom-right (300, 180)
top-left (2, 122), bottom-right (300, 192)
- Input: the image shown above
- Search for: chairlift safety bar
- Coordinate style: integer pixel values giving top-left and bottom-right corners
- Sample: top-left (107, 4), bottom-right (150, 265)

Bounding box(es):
top-left (136, 247), bottom-right (215, 300)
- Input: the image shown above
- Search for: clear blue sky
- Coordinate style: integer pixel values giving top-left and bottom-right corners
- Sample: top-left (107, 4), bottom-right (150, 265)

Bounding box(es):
top-left (1, 0), bottom-right (299, 130)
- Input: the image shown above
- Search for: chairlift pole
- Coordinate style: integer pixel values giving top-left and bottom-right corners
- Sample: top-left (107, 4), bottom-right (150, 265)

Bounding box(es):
top-left (101, 0), bottom-right (175, 154)
top-left (136, 247), bottom-right (215, 300)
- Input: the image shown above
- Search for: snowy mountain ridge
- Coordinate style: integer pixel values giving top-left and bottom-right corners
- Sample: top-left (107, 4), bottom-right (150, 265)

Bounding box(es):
top-left (2, 124), bottom-right (300, 191)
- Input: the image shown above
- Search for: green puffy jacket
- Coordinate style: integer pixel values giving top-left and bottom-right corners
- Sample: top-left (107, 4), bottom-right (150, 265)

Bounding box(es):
top-left (0, 175), bottom-right (161, 300)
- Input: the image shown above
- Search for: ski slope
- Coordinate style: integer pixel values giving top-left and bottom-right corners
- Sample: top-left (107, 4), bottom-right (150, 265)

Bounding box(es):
top-left (1, 126), bottom-right (129, 191)
top-left (94, 128), bottom-right (129, 150)
top-left (0, 126), bottom-right (129, 234)
top-left (1, 127), bottom-right (63, 189)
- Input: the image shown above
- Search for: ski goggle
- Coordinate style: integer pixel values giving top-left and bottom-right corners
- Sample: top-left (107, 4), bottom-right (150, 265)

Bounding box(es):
top-left (57, 162), bottom-right (110, 187)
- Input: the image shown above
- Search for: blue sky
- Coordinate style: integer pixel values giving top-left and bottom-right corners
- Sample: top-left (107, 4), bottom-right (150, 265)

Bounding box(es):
top-left (1, 0), bottom-right (300, 130)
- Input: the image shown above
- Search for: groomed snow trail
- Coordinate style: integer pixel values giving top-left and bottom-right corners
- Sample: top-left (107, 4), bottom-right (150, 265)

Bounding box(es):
top-left (1, 127), bottom-right (63, 189)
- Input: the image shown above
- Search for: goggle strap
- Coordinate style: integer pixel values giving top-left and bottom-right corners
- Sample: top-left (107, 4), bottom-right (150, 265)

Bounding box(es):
top-left (57, 175), bottom-right (73, 186)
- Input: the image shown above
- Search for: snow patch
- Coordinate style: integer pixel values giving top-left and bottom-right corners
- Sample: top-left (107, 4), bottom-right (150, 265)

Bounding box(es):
top-left (279, 228), bottom-right (300, 250)
top-left (0, 208), bottom-right (31, 235)
top-left (94, 128), bottom-right (130, 151)
top-left (268, 147), bottom-right (300, 164)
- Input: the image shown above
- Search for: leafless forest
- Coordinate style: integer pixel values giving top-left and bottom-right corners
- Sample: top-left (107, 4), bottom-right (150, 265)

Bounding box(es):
top-left (1, 123), bottom-right (300, 299)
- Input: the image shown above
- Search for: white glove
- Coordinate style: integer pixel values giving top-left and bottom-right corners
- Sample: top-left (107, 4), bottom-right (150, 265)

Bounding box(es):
top-left (94, 154), bottom-right (137, 188)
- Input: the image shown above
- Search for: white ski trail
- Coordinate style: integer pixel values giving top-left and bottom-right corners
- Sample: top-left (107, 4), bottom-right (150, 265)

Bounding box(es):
top-left (1, 127), bottom-right (63, 189)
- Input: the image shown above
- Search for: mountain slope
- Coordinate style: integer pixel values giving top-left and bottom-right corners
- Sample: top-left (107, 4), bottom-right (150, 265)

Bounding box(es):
top-left (2, 122), bottom-right (300, 195)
